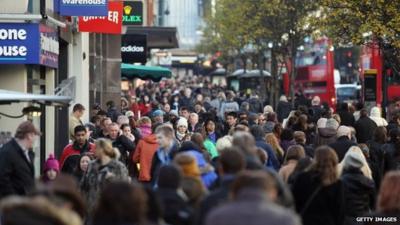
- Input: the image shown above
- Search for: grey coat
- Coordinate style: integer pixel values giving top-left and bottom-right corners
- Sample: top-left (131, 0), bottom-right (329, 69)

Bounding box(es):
top-left (205, 189), bottom-right (301, 225)
top-left (80, 159), bottom-right (129, 210)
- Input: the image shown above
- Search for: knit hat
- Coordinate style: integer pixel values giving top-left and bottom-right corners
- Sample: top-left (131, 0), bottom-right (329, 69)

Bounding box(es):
top-left (263, 105), bottom-right (274, 114)
top-left (343, 151), bottom-right (364, 169)
top-left (152, 110), bottom-right (164, 118)
top-left (177, 117), bottom-right (188, 128)
top-left (326, 118), bottom-right (339, 130)
top-left (44, 154), bottom-right (59, 173)
top-left (125, 110), bottom-right (134, 118)
top-left (280, 95), bottom-right (288, 102)
top-left (317, 118), bottom-right (327, 129)
top-left (337, 125), bottom-right (351, 138)
top-left (169, 110), bottom-right (179, 118)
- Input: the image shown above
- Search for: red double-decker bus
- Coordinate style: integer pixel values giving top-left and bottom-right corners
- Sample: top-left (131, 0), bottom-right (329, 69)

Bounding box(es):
top-left (360, 43), bottom-right (400, 107)
top-left (283, 38), bottom-right (336, 108)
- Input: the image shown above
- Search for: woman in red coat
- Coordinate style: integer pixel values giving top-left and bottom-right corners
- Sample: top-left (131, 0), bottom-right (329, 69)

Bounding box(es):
top-left (137, 95), bottom-right (152, 117)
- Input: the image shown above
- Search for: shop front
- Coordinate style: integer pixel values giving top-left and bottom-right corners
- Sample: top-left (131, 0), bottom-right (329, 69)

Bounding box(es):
top-left (0, 21), bottom-right (68, 173)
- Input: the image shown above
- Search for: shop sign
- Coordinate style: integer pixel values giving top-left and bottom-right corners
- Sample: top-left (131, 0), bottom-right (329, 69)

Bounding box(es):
top-left (78, 1), bottom-right (123, 34)
top-left (40, 25), bottom-right (59, 68)
top-left (0, 23), bottom-right (59, 68)
top-left (58, 0), bottom-right (108, 16)
top-left (364, 69), bottom-right (377, 102)
top-left (121, 34), bottom-right (147, 64)
top-left (122, 1), bottom-right (143, 25)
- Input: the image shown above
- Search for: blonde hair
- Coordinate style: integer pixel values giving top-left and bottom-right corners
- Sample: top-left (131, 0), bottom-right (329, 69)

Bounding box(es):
top-left (95, 138), bottom-right (119, 159)
top-left (138, 116), bottom-right (151, 126)
top-left (312, 146), bottom-right (339, 186)
top-left (332, 114), bottom-right (341, 125)
top-left (265, 133), bottom-right (284, 158)
top-left (338, 146), bottom-right (372, 179)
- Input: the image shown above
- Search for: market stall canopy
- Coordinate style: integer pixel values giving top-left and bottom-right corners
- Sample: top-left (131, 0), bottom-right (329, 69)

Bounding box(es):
top-left (121, 63), bottom-right (172, 81)
top-left (0, 89), bottom-right (72, 106)
top-left (207, 68), bottom-right (226, 76)
top-left (232, 69), bottom-right (271, 78)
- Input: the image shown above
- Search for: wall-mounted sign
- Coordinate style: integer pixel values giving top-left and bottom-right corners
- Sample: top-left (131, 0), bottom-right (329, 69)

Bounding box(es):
top-left (123, 1), bottom-right (143, 25)
top-left (78, 1), bottom-right (123, 34)
top-left (0, 23), bottom-right (59, 68)
top-left (364, 69), bottom-right (377, 102)
top-left (40, 25), bottom-right (59, 68)
top-left (58, 0), bottom-right (108, 16)
top-left (121, 34), bottom-right (147, 64)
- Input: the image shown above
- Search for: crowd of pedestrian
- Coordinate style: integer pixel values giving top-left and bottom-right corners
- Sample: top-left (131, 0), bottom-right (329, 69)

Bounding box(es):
top-left (1, 77), bottom-right (400, 225)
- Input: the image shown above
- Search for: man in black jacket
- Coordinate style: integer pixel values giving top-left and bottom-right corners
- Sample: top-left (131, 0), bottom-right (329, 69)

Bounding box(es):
top-left (329, 126), bottom-right (357, 161)
top-left (108, 123), bottom-right (135, 166)
top-left (0, 121), bottom-right (40, 198)
top-left (354, 109), bottom-right (377, 144)
top-left (337, 102), bottom-right (355, 127)
top-left (197, 149), bottom-right (246, 225)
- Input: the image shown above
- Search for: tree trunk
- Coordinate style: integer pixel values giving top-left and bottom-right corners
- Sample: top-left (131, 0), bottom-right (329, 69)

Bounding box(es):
top-left (259, 50), bottom-right (267, 101)
top-left (289, 38), bottom-right (297, 108)
top-left (270, 48), bottom-right (279, 108)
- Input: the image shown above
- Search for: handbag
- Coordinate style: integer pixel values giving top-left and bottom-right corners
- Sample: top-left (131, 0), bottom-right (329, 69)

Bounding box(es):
top-left (300, 185), bottom-right (322, 216)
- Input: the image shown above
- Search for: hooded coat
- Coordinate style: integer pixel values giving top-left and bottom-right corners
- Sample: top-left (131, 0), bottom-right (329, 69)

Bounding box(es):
top-left (132, 134), bottom-right (159, 181)
top-left (341, 167), bottom-right (376, 223)
top-left (370, 107), bottom-right (388, 127)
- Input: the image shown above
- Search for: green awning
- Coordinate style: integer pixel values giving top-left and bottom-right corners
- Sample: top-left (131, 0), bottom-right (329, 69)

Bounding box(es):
top-left (121, 63), bottom-right (172, 81)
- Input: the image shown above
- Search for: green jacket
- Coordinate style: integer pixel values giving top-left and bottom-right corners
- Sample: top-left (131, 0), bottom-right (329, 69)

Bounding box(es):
top-left (203, 139), bottom-right (219, 159)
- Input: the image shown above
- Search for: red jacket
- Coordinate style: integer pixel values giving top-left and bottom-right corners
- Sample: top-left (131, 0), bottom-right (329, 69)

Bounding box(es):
top-left (138, 103), bottom-right (151, 116)
top-left (59, 142), bottom-right (95, 174)
top-left (132, 134), bottom-right (158, 181)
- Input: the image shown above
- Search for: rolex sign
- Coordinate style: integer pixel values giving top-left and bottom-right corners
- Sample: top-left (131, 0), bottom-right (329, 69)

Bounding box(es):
top-left (123, 1), bottom-right (143, 25)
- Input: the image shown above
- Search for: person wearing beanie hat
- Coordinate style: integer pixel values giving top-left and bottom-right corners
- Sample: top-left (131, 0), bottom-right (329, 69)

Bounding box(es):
top-left (339, 147), bottom-right (375, 223)
top-left (326, 118), bottom-right (339, 130)
top-left (125, 110), bottom-right (134, 118)
top-left (42, 154), bottom-right (60, 183)
top-left (329, 126), bottom-right (357, 161)
top-left (176, 117), bottom-right (189, 144)
top-left (314, 118), bottom-right (339, 147)
top-left (151, 109), bottom-right (164, 124)
top-left (337, 126), bottom-right (351, 138)
top-left (317, 118), bottom-right (327, 129)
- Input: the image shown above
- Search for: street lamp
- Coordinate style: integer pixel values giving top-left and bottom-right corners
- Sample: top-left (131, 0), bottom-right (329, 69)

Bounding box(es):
top-left (0, 106), bottom-right (42, 119)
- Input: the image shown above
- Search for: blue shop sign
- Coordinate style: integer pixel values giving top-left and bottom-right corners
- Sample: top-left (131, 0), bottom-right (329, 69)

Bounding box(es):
top-left (0, 23), bottom-right (59, 68)
top-left (58, 0), bottom-right (108, 16)
top-left (0, 23), bottom-right (40, 65)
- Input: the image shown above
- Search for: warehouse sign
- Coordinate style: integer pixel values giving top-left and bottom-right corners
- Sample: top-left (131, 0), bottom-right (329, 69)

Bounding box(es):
top-left (0, 23), bottom-right (58, 68)
top-left (78, 1), bottom-right (123, 34)
top-left (59, 0), bottom-right (108, 16)
top-left (122, 1), bottom-right (143, 25)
